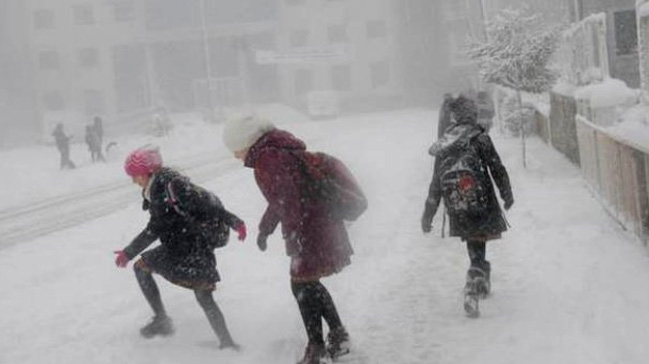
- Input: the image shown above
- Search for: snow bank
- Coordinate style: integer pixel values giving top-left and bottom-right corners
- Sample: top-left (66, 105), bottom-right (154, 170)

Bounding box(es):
top-left (607, 104), bottom-right (649, 153)
top-left (552, 81), bottom-right (577, 97)
top-left (574, 78), bottom-right (637, 108)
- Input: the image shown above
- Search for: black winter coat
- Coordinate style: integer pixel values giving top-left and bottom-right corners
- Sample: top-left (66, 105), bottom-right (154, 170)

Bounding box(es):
top-left (123, 167), bottom-right (243, 290)
top-left (424, 123), bottom-right (513, 240)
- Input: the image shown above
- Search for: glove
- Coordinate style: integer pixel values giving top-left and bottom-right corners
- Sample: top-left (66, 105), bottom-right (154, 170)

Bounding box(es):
top-left (256, 234), bottom-right (268, 252)
top-left (114, 250), bottom-right (129, 268)
top-left (233, 221), bottom-right (247, 241)
top-left (421, 210), bottom-right (433, 234)
top-left (504, 197), bottom-right (514, 211)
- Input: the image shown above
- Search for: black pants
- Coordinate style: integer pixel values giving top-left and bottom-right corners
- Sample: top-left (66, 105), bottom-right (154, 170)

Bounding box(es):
top-left (134, 262), bottom-right (235, 346)
top-left (291, 280), bottom-right (344, 345)
top-left (466, 240), bottom-right (490, 279)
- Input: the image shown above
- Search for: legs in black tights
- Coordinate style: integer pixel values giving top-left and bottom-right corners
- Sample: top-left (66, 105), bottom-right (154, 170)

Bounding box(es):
top-left (194, 289), bottom-right (237, 348)
top-left (291, 280), bottom-right (344, 345)
top-left (134, 261), bottom-right (166, 318)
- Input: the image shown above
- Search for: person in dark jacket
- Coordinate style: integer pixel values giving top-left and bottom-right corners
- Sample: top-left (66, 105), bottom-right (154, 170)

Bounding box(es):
top-left (113, 147), bottom-right (247, 348)
top-left (222, 115), bottom-right (354, 364)
top-left (437, 93), bottom-right (454, 139)
top-left (476, 91), bottom-right (495, 133)
top-left (52, 123), bottom-right (75, 169)
top-left (421, 95), bottom-right (514, 317)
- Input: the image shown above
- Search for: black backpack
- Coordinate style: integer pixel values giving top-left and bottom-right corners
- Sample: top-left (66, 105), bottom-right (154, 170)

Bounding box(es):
top-left (165, 182), bottom-right (230, 249)
top-left (440, 140), bottom-right (489, 215)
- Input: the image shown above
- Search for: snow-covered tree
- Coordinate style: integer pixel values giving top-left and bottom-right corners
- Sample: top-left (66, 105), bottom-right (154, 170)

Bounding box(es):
top-left (466, 8), bottom-right (560, 167)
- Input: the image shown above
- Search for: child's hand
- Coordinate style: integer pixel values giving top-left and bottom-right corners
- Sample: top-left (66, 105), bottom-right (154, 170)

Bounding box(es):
top-left (234, 221), bottom-right (247, 241)
top-left (114, 250), bottom-right (129, 268)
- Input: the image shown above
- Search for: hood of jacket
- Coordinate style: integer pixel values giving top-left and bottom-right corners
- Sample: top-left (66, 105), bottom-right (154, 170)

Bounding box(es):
top-left (428, 123), bottom-right (483, 157)
top-left (244, 128), bottom-right (307, 168)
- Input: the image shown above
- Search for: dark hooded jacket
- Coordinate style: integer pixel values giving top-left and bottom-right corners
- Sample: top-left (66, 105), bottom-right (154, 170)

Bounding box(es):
top-left (424, 96), bottom-right (513, 240)
top-left (245, 129), bottom-right (353, 281)
top-left (123, 167), bottom-right (243, 289)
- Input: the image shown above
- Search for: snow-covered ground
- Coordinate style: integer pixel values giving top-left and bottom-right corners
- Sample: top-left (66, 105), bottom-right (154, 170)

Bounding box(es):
top-left (1, 109), bottom-right (649, 364)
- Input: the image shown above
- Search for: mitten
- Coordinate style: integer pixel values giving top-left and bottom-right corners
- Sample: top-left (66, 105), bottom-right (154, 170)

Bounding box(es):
top-left (504, 197), bottom-right (514, 211)
top-left (233, 221), bottom-right (247, 241)
top-left (256, 234), bottom-right (268, 252)
top-left (114, 250), bottom-right (129, 268)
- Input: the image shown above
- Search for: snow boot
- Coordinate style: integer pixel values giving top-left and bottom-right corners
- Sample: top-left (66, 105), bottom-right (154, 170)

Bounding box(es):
top-left (463, 278), bottom-right (480, 318)
top-left (468, 266), bottom-right (490, 299)
top-left (297, 342), bottom-right (328, 364)
top-left (326, 326), bottom-right (351, 359)
top-left (140, 315), bottom-right (174, 338)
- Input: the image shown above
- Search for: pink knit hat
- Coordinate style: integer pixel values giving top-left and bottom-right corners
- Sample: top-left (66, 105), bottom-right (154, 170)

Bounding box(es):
top-left (124, 147), bottom-right (163, 177)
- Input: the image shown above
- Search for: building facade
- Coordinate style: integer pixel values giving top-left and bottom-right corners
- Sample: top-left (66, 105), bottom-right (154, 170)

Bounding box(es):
top-left (569, 0), bottom-right (639, 88)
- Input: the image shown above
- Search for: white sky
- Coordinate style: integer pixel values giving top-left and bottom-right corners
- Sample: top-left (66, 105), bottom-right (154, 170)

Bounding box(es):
top-left (1, 109), bottom-right (649, 364)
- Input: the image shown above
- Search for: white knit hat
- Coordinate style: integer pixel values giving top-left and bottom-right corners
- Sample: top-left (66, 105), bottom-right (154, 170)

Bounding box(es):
top-left (222, 115), bottom-right (275, 152)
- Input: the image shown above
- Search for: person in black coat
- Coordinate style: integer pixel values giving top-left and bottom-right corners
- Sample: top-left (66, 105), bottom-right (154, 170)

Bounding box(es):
top-left (114, 147), bottom-right (247, 348)
top-left (437, 93), bottom-right (454, 139)
top-left (52, 123), bottom-right (75, 169)
top-left (421, 95), bottom-right (514, 317)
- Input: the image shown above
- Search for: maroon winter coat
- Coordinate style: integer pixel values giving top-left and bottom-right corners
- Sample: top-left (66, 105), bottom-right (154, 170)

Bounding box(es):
top-left (244, 129), bottom-right (353, 281)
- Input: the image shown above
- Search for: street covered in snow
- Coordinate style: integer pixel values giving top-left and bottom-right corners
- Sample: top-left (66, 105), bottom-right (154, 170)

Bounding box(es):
top-left (1, 110), bottom-right (649, 364)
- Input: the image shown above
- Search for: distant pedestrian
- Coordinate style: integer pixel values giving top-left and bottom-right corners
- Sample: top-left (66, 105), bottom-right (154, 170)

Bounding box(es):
top-left (93, 116), bottom-right (104, 147)
top-left (84, 125), bottom-right (104, 162)
top-left (421, 95), bottom-right (513, 318)
top-left (476, 91), bottom-right (495, 133)
top-left (437, 93), bottom-right (454, 139)
top-left (52, 123), bottom-right (75, 169)
top-left (113, 147), bottom-right (247, 348)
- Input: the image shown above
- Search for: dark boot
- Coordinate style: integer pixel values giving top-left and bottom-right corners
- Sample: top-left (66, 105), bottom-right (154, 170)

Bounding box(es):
top-left (134, 261), bottom-right (173, 337)
top-left (463, 277), bottom-right (480, 318)
top-left (468, 266), bottom-right (490, 299)
top-left (194, 290), bottom-right (239, 350)
top-left (326, 326), bottom-right (350, 359)
top-left (140, 314), bottom-right (174, 338)
top-left (297, 342), bottom-right (328, 364)
top-left (291, 282), bottom-right (325, 347)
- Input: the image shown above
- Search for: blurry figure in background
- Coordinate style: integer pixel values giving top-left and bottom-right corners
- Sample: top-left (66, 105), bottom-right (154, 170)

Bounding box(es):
top-left (52, 122), bottom-right (75, 170)
top-left (151, 104), bottom-right (172, 137)
top-left (421, 95), bottom-right (513, 318)
top-left (93, 116), bottom-right (104, 148)
top-left (223, 116), bottom-right (366, 364)
top-left (476, 91), bottom-right (495, 133)
top-left (113, 147), bottom-right (247, 349)
top-left (437, 93), bottom-right (454, 139)
top-left (84, 124), bottom-right (104, 162)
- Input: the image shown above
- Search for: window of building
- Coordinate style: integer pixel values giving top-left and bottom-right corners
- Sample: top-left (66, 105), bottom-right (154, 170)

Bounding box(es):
top-left (331, 64), bottom-right (351, 91)
top-left (73, 4), bottom-right (95, 25)
top-left (366, 20), bottom-right (387, 39)
top-left (78, 48), bottom-right (99, 68)
top-left (614, 10), bottom-right (637, 56)
top-left (294, 69), bottom-right (313, 95)
top-left (42, 92), bottom-right (65, 111)
top-left (370, 60), bottom-right (390, 88)
top-left (289, 29), bottom-right (309, 47)
top-left (84, 90), bottom-right (106, 114)
top-left (114, 1), bottom-right (135, 22)
top-left (327, 24), bottom-right (348, 43)
top-left (33, 10), bottom-right (55, 30)
top-left (39, 51), bottom-right (60, 70)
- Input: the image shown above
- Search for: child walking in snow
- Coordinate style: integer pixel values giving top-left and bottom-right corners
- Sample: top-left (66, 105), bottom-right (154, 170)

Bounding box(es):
top-left (222, 115), bottom-right (362, 364)
top-left (421, 95), bottom-right (514, 318)
top-left (114, 147), bottom-right (246, 348)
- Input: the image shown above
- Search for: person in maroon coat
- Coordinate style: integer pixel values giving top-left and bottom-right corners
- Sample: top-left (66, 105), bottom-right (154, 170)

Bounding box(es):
top-left (223, 115), bottom-right (353, 364)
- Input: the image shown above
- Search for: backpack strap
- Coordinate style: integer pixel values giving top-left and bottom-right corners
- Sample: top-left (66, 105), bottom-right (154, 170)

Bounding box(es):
top-left (164, 181), bottom-right (187, 217)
